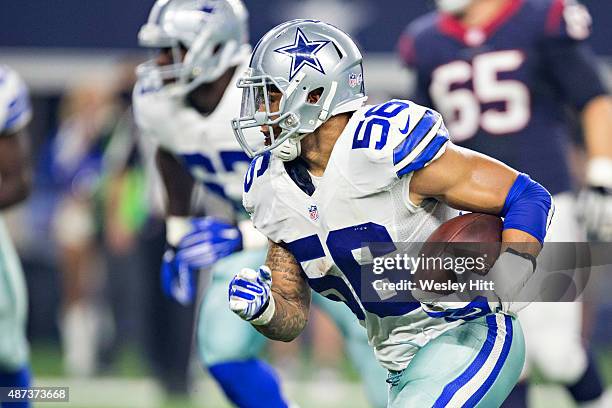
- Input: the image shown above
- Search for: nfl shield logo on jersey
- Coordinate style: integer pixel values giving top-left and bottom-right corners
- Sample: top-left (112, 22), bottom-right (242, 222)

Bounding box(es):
top-left (308, 205), bottom-right (319, 221)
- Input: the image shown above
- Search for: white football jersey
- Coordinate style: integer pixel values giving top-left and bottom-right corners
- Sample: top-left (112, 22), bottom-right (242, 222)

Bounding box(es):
top-left (133, 59), bottom-right (260, 210)
top-left (244, 100), bottom-right (465, 371)
top-left (0, 66), bottom-right (31, 310)
top-left (0, 66), bottom-right (31, 134)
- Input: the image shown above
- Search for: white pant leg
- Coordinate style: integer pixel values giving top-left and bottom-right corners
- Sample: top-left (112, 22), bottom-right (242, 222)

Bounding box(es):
top-left (0, 218), bottom-right (29, 371)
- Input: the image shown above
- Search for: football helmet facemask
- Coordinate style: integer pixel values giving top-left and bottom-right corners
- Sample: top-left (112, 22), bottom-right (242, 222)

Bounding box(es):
top-left (231, 19), bottom-right (367, 161)
top-left (137, 0), bottom-right (250, 96)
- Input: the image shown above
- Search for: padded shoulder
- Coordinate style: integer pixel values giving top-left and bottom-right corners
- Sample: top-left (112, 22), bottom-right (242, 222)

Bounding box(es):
top-left (527, 0), bottom-right (592, 41)
top-left (242, 153), bottom-right (290, 243)
top-left (0, 66), bottom-right (32, 134)
top-left (338, 99), bottom-right (449, 194)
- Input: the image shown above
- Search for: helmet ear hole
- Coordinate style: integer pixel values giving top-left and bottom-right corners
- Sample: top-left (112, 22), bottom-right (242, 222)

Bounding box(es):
top-left (307, 87), bottom-right (324, 104)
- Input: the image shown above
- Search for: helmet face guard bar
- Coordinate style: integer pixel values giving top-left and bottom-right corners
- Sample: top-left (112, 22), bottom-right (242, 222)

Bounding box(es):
top-left (231, 72), bottom-right (301, 158)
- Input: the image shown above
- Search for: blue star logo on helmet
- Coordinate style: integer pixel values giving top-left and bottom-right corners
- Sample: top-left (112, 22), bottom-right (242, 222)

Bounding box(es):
top-left (274, 27), bottom-right (331, 81)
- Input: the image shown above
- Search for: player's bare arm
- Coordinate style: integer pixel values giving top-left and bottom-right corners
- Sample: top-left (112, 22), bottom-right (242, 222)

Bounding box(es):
top-left (582, 95), bottom-right (612, 159)
top-left (0, 128), bottom-right (31, 209)
top-left (409, 143), bottom-right (542, 256)
top-left (254, 240), bottom-right (311, 342)
top-left (155, 147), bottom-right (195, 217)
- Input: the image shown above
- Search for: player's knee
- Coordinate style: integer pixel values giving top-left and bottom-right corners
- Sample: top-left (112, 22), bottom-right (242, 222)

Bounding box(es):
top-left (534, 343), bottom-right (587, 384)
top-left (197, 317), bottom-right (264, 366)
top-left (198, 332), bottom-right (258, 366)
top-left (197, 325), bottom-right (262, 366)
top-left (0, 336), bottom-right (29, 372)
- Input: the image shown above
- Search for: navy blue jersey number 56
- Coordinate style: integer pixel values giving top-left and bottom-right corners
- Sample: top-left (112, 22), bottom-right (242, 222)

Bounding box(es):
top-left (352, 100), bottom-right (410, 150)
top-left (286, 222), bottom-right (420, 320)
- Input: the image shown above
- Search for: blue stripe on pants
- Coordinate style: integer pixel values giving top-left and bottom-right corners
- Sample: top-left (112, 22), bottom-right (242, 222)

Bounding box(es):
top-left (464, 315), bottom-right (513, 407)
top-left (432, 315), bottom-right (498, 408)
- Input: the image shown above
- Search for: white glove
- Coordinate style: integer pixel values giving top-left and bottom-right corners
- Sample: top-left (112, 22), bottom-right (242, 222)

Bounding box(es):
top-left (417, 249), bottom-right (536, 319)
top-left (229, 266), bottom-right (275, 325)
top-left (477, 249), bottom-right (536, 315)
top-left (580, 158), bottom-right (612, 242)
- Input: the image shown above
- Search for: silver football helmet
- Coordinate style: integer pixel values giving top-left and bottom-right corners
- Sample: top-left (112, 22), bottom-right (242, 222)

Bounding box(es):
top-left (232, 20), bottom-right (367, 161)
top-left (435, 0), bottom-right (474, 15)
top-left (137, 0), bottom-right (249, 96)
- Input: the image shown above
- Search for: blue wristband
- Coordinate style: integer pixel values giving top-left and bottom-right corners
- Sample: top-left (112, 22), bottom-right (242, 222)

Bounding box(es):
top-left (500, 173), bottom-right (553, 244)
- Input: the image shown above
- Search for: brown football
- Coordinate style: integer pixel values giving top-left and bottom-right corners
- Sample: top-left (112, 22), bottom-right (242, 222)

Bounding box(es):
top-left (428, 213), bottom-right (503, 246)
top-left (415, 213), bottom-right (503, 294)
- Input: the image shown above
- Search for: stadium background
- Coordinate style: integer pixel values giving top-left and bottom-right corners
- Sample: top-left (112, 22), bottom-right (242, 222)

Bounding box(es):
top-left (1, 0), bottom-right (611, 407)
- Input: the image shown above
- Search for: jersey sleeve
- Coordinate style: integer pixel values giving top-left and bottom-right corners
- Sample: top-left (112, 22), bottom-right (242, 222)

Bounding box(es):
top-left (132, 81), bottom-right (179, 149)
top-left (347, 100), bottom-right (449, 194)
top-left (389, 103), bottom-right (449, 178)
top-left (544, 0), bottom-right (592, 42)
top-left (132, 81), bottom-right (157, 135)
top-left (242, 152), bottom-right (286, 243)
top-left (541, 0), bottom-right (607, 110)
top-left (0, 66), bottom-right (32, 135)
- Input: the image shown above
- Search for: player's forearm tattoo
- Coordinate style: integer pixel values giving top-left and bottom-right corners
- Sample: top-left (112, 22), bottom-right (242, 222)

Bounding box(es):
top-left (255, 241), bottom-right (311, 342)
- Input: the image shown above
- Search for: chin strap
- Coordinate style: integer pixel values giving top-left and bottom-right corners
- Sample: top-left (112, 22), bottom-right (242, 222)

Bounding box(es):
top-left (274, 80), bottom-right (339, 162)
top-left (273, 137), bottom-right (302, 161)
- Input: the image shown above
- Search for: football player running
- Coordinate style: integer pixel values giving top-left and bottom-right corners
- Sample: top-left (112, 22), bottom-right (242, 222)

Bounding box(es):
top-left (0, 65), bottom-right (33, 408)
top-left (229, 20), bottom-right (554, 407)
top-left (398, 0), bottom-right (612, 406)
top-left (133, 1), bottom-right (387, 407)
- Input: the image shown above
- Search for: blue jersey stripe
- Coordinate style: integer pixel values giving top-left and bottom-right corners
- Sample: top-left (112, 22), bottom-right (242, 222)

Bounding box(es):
top-left (4, 87), bottom-right (31, 131)
top-left (396, 132), bottom-right (448, 177)
top-left (392, 109), bottom-right (437, 166)
top-left (432, 314), bottom-right (498, 408)
top-left (285, 235), bottom-right (325, 263)
top-left (464, 315), bottom-right (514, 407)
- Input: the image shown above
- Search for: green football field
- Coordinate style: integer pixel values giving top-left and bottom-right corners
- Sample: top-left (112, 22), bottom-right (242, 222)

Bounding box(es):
top-left (28, 342), bottom-right (612, 408)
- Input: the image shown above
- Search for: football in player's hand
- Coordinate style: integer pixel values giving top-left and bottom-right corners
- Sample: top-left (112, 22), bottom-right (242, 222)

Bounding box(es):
top-left (416, 213), bottom-right (503, 294)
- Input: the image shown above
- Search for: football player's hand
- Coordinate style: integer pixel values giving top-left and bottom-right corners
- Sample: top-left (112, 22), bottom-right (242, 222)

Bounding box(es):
top-left (176, 217), bottom-right (243, 269)
top-left (419, 249), bottom-right (536, 319)
top-left (161, 245), bottom-right (195, 305)
top-left (161, 217), bottom-right (242, 305)
top-left (580, 158), bottom-right (612, 242)
top-left (482, 249), bottom-right (536, 315)
top-left (228, 266), bottom-right (275, 325)
top-left (580, 186), bottom-right (612, 242)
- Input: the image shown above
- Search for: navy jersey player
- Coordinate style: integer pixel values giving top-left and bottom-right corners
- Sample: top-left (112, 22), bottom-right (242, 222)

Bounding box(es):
top-left (133, 1), bottom-right (388, 407)
top-left (0, 65), bottom-right (33, 408)
top-left (228, 19), bottom-right (554, 407)
top-left (398, 0), bottom-right (612, 406)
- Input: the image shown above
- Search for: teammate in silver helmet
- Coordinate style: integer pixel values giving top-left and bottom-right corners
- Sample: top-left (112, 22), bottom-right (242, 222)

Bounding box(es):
top-left (137, 0), bottom-right (250, 96)
top-left (134, 3), bottom-right (388, 407)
